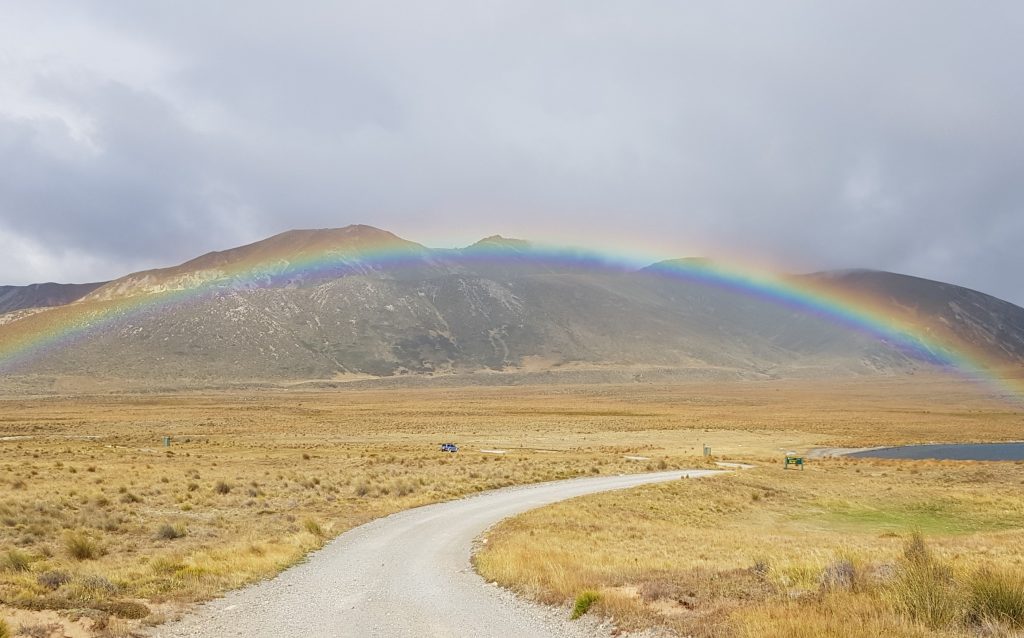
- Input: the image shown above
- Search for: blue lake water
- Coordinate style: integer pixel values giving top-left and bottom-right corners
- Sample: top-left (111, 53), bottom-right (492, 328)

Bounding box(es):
top-left (850, 442), bottom-right (1024, 461)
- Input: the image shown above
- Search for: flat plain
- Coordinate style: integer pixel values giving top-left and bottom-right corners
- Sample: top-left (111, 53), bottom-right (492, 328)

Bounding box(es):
top-left (0, 376), bottom-right (1022, 637)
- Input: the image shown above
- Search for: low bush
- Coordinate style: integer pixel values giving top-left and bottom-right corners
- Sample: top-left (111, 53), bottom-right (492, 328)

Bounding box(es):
top-left (79, 574), bottom-right (118, 594)
top-left (819, 559), bottom-right (863, 593)
top-left (14, 623), bottom-right (60, 638)
top-left (37, 570), bottom-right (71, 590)
top-left (213, 480), bottom-right (231, 494)
top-left (97, 601), bottom-right (150, 619)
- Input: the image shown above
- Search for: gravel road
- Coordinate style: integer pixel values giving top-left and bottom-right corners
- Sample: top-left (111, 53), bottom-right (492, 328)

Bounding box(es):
top-left (153, 469), bottom-right (721, 638)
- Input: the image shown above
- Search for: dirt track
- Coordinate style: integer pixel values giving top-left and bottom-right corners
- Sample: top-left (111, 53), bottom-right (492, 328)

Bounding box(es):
top-left (153, 470), bottom-right (721, 638)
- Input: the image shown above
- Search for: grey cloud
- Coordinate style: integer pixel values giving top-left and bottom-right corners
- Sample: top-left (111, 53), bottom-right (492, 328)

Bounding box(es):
top-left (0, 1), bottom-right (1022, 304)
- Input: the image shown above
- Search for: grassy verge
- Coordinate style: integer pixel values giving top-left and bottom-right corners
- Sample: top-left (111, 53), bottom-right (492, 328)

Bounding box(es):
top-left (475, 459), bottom-right (1024, 637)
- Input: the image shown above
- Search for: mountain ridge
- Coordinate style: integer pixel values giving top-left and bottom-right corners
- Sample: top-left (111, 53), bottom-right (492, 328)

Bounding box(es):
top-left (0, 281), bottom-right (108, 314)
top-left (0, 226), bottom-right (1021, 387)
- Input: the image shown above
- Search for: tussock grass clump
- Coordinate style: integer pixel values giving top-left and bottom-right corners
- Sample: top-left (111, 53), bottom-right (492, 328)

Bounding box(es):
top-left (885, 533), bottom-right (963, 628)
top-left (966, 568), bottom-right (1024, 629)
top-left (1, 549), bottom-right (30, 572)
top-left (571, 590), bottom-right (600, 619)
top-left (302, 518), bottom-right (325, 537)
top-left (63, 531), bottom-right (103, 561)
top-left (390, 478), bottom-right (415, 497)
top-left (213, 480), bottom-right (232, 494)
top-left (353, 480), bottom-right (372, 497)
top-left (155, 523), bottom-right (187, 540)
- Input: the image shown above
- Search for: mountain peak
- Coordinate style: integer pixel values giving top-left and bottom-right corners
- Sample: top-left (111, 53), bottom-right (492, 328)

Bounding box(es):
top-left (261, 225), bottom-right (413, 249)
top-left (83, 225), bottom-right (427, 302)
top-left (642, 257), bottom-right (718, 271)
top-left (466, 235), bottom-right (533, 251)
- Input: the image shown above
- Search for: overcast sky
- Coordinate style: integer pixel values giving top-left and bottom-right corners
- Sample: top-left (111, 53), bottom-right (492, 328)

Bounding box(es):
top-left (1, 2), bottom-right (1022, 304)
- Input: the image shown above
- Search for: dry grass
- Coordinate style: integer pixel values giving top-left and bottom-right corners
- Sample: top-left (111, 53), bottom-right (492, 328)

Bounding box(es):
top-left (476, 458), bottom-right (1024, 637)
top-left (0, 377), bottom-right (1021, 636)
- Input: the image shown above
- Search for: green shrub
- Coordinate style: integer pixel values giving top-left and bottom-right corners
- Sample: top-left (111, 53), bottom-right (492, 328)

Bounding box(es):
top-left (1, 549), bottom-right (30, 572)
top-left (571, 590), bottom-right (600, 620)
top-left (63, 531), bottom-right (103, 561)
top-left (967, 568), bottom-right (1024, 629)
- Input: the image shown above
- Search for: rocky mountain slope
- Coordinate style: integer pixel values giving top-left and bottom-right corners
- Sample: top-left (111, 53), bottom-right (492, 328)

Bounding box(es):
top-left (0, 226), bottom-right (1021, 386)
top-left (0, 281), bottom-right (106, 314)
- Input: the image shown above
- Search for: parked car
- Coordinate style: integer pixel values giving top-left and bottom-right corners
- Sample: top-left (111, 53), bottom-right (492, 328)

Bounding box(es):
top-left (439, 442), bottom-right (458, 453)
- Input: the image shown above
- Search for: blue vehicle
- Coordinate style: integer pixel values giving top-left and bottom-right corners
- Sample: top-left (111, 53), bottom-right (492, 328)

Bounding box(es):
top-left (439, 443), bottom-right (459, 453)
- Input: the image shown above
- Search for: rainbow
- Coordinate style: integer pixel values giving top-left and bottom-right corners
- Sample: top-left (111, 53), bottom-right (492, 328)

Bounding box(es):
top-left (0, 230), bottom-right (1020, 399)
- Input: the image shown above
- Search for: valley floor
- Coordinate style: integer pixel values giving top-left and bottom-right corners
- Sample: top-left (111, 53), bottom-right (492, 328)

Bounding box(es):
top-left (0, 376), bottom-right (1021, 637)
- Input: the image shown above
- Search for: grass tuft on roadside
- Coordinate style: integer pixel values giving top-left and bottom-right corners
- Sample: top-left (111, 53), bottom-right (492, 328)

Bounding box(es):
top-left (570, 590), bottom-right (600, 619)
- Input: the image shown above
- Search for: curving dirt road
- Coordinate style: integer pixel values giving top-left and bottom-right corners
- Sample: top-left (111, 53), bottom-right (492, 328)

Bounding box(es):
top-left (153, 469), bottom-right (721, 638)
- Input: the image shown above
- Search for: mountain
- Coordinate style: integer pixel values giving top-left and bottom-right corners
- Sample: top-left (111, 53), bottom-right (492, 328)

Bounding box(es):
top-left (0, 281), bottom-right (106, 314)
top-left (0, 226), bottom-right (1021, 388)
top-left (804, 269), bottom-right (1024, 363)
top-left (84, 226), bottom-right (431, 301)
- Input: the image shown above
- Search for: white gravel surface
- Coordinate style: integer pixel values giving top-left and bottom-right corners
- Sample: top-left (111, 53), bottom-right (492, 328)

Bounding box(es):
top-left (152, 469), bottom-right (722, 638)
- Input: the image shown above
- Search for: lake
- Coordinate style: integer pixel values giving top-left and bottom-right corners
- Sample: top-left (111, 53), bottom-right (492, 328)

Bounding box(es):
top-left (849, 442), bottom-right (1024, 461)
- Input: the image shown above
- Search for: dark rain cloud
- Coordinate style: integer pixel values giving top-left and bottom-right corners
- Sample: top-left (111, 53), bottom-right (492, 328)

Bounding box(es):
top-left (0, 2), bottom-right (1022, 304)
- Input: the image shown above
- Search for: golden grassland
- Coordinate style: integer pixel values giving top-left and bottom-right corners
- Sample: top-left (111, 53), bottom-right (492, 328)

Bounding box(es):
top-left (476, 462), bottom-right (1024, 636)
top-left (0, 376), bottom-right (1021, 636)
top-left (475, 379), bottom-right (1024, 637)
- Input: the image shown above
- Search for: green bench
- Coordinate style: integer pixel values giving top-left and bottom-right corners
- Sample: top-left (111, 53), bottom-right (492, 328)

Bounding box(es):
top-left (783, 455), bottom-right (805, 470)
